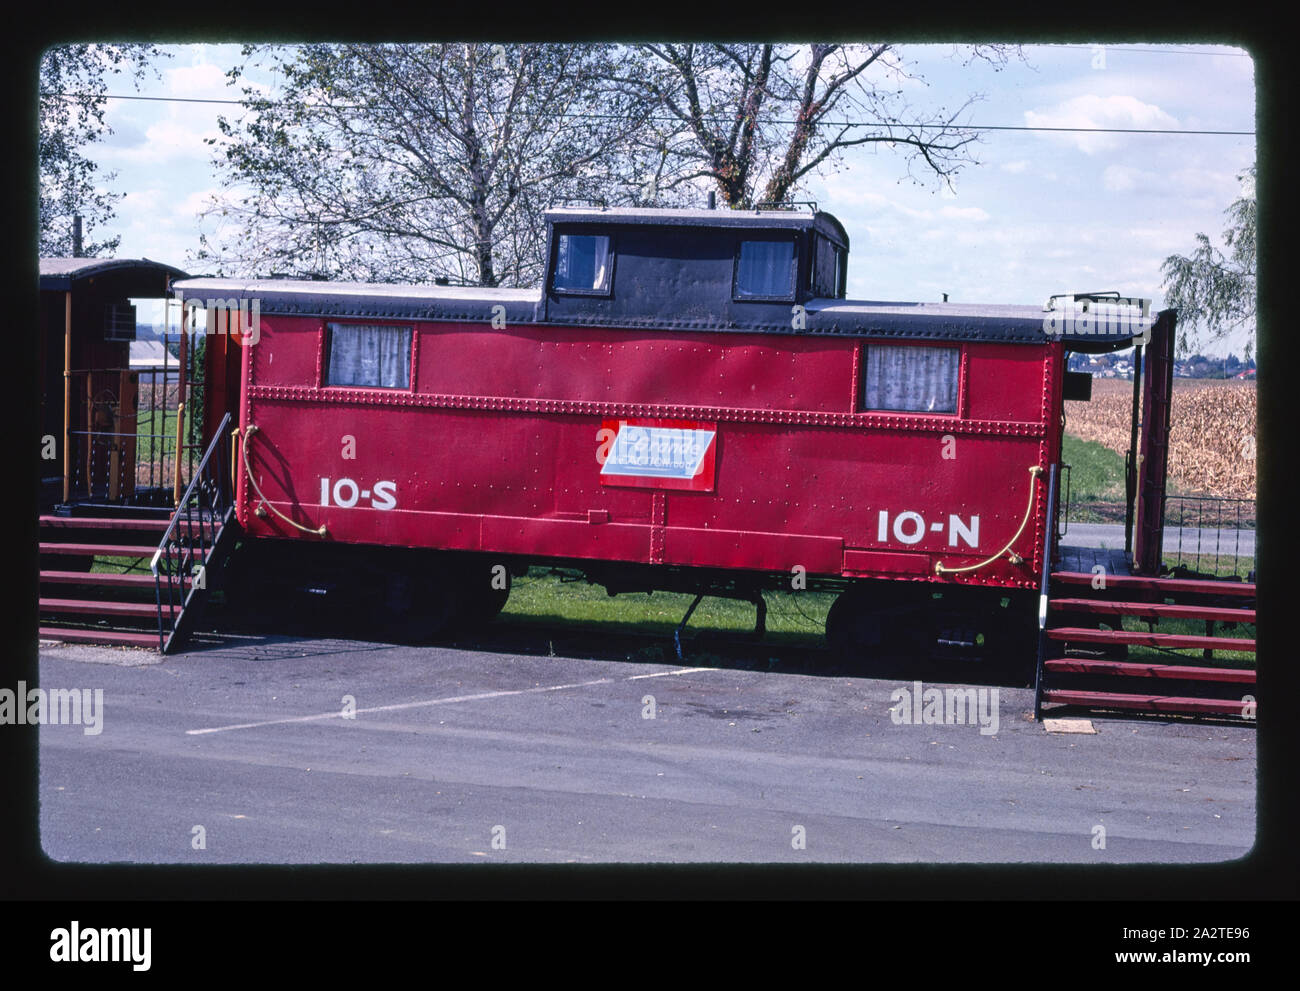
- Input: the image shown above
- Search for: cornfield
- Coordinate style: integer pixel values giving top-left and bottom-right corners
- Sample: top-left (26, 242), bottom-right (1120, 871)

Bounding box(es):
top-left (1064, 379), bottom-right (1256, 499)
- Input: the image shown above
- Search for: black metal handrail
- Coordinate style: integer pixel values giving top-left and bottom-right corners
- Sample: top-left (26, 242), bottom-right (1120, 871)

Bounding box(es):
top-left (1033, 463), bottom-right (1059, 721)
top-left (1058, 463), bottom-right (1072, 540)
top-left (151, 412), bottom-right (234, 651)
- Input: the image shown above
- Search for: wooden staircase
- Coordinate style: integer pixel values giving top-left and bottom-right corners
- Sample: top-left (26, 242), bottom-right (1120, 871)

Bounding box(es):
top-left (39, 510), bottom-right (176, 648)
top-left (38, 412), bottom-right (237, 653)
top-left (1035, 571), bottom-right (1257, 720)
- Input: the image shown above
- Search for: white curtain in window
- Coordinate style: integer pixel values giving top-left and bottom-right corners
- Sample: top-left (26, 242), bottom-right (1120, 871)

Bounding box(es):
top-left (556, 235), bottom-right (610, 290)
top-left (864, 345), bottom-right (958, 413)
top-left (327, 324), bottom-right (411, 388)
top-left (737, 241), bottom-right (792, 296)
top-left (589, 237), bottom-right (609, 289)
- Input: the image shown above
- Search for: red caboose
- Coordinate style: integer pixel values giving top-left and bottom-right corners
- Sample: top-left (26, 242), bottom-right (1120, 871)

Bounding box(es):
top-left (158, 205), bottom-right (1167, 667)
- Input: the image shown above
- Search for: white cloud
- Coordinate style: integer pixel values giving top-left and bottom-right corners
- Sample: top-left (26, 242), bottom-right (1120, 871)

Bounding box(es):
top-left (163, 53), bottom-right (272, 99)
top-left (1102, 164), bottom-right (1241, 206)
top-left (1103, 164), bottom-right (1151, 192)
top-left (163, 61), bottom-right (232, 98)
top-left (816, 181), bottom-right (988, 224)
top-left (1001, 160), bottom-right (1029, 174)
top-left (101, 118), bottom-right (222, 165)
top-left (121, 187), bottom-right (161, 209)
top-left (1024, 94), bottom-right (1179, 154)
top-left (177, 187), bottom-right (227, 220)
top-left (938, 206), bottom-right (989, 221)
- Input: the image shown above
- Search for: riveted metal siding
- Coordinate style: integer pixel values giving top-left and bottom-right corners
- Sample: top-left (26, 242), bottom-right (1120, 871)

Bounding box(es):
top-left (235, 313), bottom-right (1059, 590)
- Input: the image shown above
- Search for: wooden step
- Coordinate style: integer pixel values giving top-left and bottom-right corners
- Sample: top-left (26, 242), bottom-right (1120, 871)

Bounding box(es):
top-left (39, 542), bottom-right (158, 559)
top-left (1047, 626), bottom-right (1255, 652)
top-left (40, 570), bottom-right (158, 589)
top-left (39, 626), bottom-right (159, 648)
top-left (1040, 690), bottom-right (1256, 718)
top-left (1043, 658), bottom-right (1255, 683)
top-left (39, 515), bottom-right (171, 531)
top-left (1049, 598), bottom-right (1255, 624)
top-left (39, 597), bottom-right (173, 618)
top-left (1051, 572), bottom-right (1255, 598)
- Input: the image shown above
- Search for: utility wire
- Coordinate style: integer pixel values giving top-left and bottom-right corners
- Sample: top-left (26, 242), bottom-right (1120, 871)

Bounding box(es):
top-left (39, 92), bottom-right (1256, 135)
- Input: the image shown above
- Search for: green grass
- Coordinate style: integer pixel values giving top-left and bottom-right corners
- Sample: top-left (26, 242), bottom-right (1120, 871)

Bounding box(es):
top-left (135, 407), bottom-right (189, 451)
top-left (498, 568), bottom-right (833, 647)
top-left (500, 571), bottom-right (1256, 669)
top-left (91, 555), bottom-right (153, 574)
top-left (1060, 434), bottom-right (1127, 521)
top-left (1161, 555), bottom-right (1255, 581)
top-left (1061, 434), bottom-right (1127, 502)
top-left (79, 557), bottom-right (1255, 672)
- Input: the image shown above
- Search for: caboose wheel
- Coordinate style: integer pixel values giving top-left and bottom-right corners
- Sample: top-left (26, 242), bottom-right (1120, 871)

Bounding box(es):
top-left (395, 570), bottom-right (466, 642)
top-left (458, 562), bottom-right (511, 629)
top-left (923, 588), bottom-right (1038, 678)
top-left (826, 583), bottom-right (912, 663)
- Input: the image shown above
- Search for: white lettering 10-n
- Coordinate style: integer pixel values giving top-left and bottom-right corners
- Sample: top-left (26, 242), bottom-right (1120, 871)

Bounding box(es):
top-left (878, 510), bottom-right (979, 548)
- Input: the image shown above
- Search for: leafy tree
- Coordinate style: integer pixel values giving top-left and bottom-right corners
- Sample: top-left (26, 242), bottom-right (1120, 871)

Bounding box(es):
top-left (39, 44), bottom-right (166, 256)
top-left (1161, 163), bottom-right (1256, 359)
top-left (619, 43), bottom-right (1022, 209)
top-left (201, 44), bottom-right (673, 286)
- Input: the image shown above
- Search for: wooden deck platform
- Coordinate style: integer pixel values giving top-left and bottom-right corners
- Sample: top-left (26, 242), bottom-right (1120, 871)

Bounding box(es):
top-left (1056, 544), bottom-right (1132, 577)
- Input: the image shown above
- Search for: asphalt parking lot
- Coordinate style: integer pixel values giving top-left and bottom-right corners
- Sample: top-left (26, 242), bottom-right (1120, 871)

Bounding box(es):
top-left (35, 619), bottom-right (1257, 865)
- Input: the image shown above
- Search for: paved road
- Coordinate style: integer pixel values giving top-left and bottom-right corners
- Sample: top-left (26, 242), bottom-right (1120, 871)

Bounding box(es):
top-left (1063, 523), bottom-right (1255, 558)
top-left (37, 628), bottom-right (1256, 865)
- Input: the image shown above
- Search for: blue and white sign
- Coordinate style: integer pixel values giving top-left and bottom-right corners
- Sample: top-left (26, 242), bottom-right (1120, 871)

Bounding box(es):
top-left (598, 418), bottom-right (718, 491)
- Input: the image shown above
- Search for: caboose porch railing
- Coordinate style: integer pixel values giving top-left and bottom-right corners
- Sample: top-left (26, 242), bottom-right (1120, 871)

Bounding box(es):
top-left (1033, 463), bottom-right (1059, 720)
top-left (151, 412), bottom-right (235, 653)
top-left (1161, 494), bottom-right (1256, 580)
top-left (58, 326), bottom-right (207, 511)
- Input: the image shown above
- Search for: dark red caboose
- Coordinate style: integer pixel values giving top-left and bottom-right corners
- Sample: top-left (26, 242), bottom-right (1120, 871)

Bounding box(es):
top-left (170, 205), bottom-right (1164, 664)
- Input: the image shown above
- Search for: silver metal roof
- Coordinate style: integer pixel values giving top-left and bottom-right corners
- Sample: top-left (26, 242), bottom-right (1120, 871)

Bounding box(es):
top-left (809, 298), bottom-right (1047, 320)
top-left (544, 206), bottom-right (849, 245)
top-left (173, 277), bottom-right (540, 304)
top-left (39, 257), bottom-right (188, 290)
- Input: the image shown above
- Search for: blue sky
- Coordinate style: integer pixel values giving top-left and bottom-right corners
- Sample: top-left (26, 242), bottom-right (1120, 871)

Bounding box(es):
top-left (82, 42), bottom-right (1255, 356)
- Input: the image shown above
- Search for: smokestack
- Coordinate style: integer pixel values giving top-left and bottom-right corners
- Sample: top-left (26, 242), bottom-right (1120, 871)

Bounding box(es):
top-left (72, 215), bottom-right (83, 257)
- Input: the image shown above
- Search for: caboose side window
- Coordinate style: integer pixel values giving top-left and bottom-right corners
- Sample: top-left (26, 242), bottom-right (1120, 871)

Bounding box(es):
top-left (862, 345), bottom-right (959, 413)
top-left (810, 235), bottom-right (844, 298)
top-left (325, 324), bottom-right (412, 389)
top-left (734, 240), bottom-right (795, 299)
top-left (553, 234), bottom-right (612, 293)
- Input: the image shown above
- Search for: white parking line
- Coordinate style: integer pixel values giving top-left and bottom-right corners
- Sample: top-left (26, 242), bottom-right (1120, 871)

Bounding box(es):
top-left (185, 666), bottom-right (711, 736)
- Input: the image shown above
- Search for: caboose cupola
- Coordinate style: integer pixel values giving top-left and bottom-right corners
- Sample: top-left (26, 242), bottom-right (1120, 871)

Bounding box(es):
top-left (541, 205), bottom-right (849, 330)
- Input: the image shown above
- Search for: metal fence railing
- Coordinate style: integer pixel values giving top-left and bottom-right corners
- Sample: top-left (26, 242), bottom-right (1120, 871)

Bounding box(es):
top-left (64, 333), bottom-right (204, 507)
top-left (1160, 494), bottom-right (1256, 580)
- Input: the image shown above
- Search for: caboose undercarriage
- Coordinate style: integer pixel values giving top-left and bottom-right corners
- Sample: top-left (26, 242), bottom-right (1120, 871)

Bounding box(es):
top-left (214, 529), bottom-right (1040, 679)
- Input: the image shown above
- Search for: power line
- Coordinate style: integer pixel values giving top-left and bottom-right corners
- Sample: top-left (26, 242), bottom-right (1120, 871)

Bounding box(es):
top-left (46, 93), bottom-right (238, 104)
top-left (40, 92), bottom-right (1256, 136)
